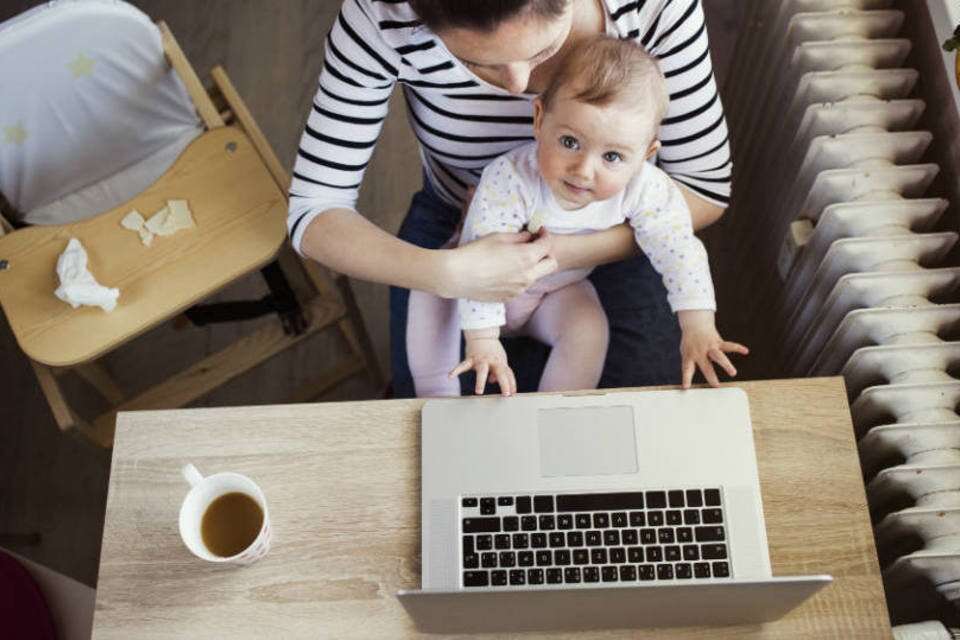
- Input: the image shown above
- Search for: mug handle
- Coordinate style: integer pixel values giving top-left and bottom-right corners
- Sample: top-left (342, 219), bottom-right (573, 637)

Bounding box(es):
top-left (182, 463), bottom-right (203, 487)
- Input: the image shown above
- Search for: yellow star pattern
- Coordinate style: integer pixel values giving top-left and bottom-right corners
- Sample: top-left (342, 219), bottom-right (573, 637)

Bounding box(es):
top-left (3, 124), bottom-right (27, 145)
top-left (68, 52), bottom-right (96, 78)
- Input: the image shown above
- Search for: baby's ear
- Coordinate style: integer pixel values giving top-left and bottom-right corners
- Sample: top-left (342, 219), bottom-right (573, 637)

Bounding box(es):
top-left (645, 140), bottom-right (661, 160)
top-left (533, 97), bottom-right (545, 136)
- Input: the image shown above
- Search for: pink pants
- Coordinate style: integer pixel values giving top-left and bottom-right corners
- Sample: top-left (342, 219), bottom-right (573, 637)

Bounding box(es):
top-left (407, 272), bottom-right (610, 397)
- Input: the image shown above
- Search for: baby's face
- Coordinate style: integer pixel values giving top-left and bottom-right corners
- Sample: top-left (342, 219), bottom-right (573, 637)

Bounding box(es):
top-left (533, 91), bottom-right (656, 210)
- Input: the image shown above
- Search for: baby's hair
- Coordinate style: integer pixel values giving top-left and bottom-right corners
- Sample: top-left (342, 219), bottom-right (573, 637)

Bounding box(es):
top-left (540, 36), bottom-right (668, 139)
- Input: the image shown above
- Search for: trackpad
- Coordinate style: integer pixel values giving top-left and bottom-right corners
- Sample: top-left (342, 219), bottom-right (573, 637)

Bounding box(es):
top-left (538, 406), bottom-right (638, 478)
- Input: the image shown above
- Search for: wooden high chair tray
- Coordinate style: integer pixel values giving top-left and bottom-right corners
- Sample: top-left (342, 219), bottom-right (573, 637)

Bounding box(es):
top-left (0, 127), bottom-right (287, 367)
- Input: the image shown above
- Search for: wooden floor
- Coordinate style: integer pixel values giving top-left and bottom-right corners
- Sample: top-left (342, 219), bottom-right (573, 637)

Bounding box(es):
top-left (0, 1), bottom-right (745, 587)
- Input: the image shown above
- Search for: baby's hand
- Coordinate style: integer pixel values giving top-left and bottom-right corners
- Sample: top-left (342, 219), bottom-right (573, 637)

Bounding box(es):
top-left (678, 310), bottom-right (749, 389)
top-left (450, 334), bottom-right (517, 396)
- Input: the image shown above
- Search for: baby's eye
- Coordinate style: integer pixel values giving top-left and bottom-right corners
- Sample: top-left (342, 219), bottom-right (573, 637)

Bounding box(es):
top-left (559, 135), bottom-right (579, 150)
top-left (603, 151), bottom-right (623, 163)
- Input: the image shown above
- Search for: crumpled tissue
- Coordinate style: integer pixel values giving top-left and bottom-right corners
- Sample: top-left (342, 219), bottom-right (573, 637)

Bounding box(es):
top-left (54, 238), bottom-right (120, 312)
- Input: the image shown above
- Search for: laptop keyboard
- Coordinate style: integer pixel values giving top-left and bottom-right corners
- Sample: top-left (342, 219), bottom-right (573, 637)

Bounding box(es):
top-left (459, 489), bottom-right (729, 588)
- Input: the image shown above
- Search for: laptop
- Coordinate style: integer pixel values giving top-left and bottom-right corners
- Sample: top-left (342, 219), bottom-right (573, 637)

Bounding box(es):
top-left (398, 387), bottom-right (832, 633)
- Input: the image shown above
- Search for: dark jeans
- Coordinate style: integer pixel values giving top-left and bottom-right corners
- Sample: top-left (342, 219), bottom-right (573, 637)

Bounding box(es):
top-left (389, 180), bottom-right (681, 398)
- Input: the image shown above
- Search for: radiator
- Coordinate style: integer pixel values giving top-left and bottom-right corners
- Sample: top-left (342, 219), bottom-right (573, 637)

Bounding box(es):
top-left (723, 0), bottom-right (960, 628)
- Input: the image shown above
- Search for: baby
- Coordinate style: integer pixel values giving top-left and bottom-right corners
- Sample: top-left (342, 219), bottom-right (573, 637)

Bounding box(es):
top-left (411, 35), bottom-right (746, 396)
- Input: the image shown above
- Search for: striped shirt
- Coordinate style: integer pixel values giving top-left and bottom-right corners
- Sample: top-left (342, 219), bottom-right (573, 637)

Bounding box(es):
top-left (288, 0), bottom-right (732, 253)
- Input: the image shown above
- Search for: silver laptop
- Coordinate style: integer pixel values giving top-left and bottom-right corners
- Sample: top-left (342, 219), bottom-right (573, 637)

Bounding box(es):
top-left (398, 387), bottom-right (832, 633)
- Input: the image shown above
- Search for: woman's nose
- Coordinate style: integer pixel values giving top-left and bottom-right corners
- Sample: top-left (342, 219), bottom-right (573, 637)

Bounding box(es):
top-left (500, 63), bottom-right (531, 94)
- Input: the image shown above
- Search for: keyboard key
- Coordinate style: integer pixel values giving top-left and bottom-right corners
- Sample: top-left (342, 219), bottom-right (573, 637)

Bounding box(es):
top-left (695, 526), bottom-right (725, 543)
top-left (629, 511), bottom-right (645, 527)
top-left (573, 549), bottom-right (589, 565)
top-left (702, 544), bottom-right (727, 560)
top-left (591, 548), bottom-right (608, 564)
top-left (492, 570), bottom-right (508, 586)
top-left (463, 536), bottom-right (474, 555)
top-left (498, 496), bottom-right (514, 507)
top-left (585, 531), bottom-right (602, 546)
top-left (677, 527), bottom-right (693, 543)
top-left (556, 492), bottom-right (645, 512)
top-left (683, 509), bottom-right (701, 525)
top-left (686, 489), bottom-right (703, 507)
top-left (705, 489), bottom-right (721, 507)
top-left (658, 528), bottom-right (675, 544)
top-left (499, 551), bottom-right (516, 567)
top-left (536, 550), bottom-right (552, 566)
top-left (702, 508), bottom-right (724, 524)
top-left (682, 545), bottom-right (700, 561)
top-left (464, 570), bottom-right (488, 587)
top-left (481, 552), bottom-right (497, 568)
top-left (539, 515), bottom-right (556, 530)
top-left (622, 529), bottom-right (639, 545)
top-left (603, 530), bottom-right (620, 546)
top-left (480, 497), bottom-right (496, 515)
top-left (646, 491), bottom-right (667, 509)
top-left (666, 510), bottom-right (682, 526)
top-left (583, 567), bottom-right (600, 583)
top-left (567, 531), bottom-right (584, 547)
top-left (638, 564), bottom-right (656, 581)
top-left (564, 567), bottom-right (582, 583)
top-left (664, 545), bottom-right (681, 562)
top-left (676, 563), bottom-right (692, 579)
top-left (611, 512), bottom-right (628, 527)
top-left (576, 514), bottom-right (592, 529)
top-left (668, 490), bottom-right (685, 508)
top-left (602, 566), bottom-right (619, 582)
top-left (620, 565), bottom-right (637, 581)
top-left (627, 547), bottom-right (644, 563)
top-left (531, 533), bottom-right (547, 548)
top-left (549, 532), bottom-right (565, 548)
top-left (463, 517), bottom-right (500, 533)
top-left (546, 568), bottom-right (563, 584)
top-left (515, 496), bottom-right (532, 514)
top-left (476, 535), bottom-right (493, 550)
top-left (528, 568), bottom-right (544, 585)
top-left (462, 497), bottom-right (478, 508)
top-left (648, 511), bottom-right (664, 526)
top-left (557, 514), bottom-right (574, 529)
top-left (518, 551), bottom-right (534, 567)
top-left (657, 564), bottom-right (674, 580)
top-left (640, 528), bottom-right (656, 545)
top-left (712, 561), bottom-right (730, 578)
top-left (646, 546), bottom-right (663, 562)
top-left (694, 562), bottom-right (711, 578)
top-left (593, 513), bottom-right (610, 529)
top-left (463, 553), bottom-right (479, 568)
top-left (512, 533), bottom-right (529, 549)
top-left (534, 495), bottom-right (555, 513)
top-left (510, 569), bottom-right (526, 585)
top-left (554, 549), bottom-right (571, 565)
top-left (494, 534), bottom-right (511, 550)
top-left (610, 547), bottom-right (626, 564)
top-left (503, 516), bottom-right (519, 532)
top-left (521, 516), bottom-right (537, 531)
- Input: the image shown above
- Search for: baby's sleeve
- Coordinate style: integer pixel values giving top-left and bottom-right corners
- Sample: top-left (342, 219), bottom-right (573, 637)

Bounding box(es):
top-left (457, 156), bottom-right (532, 331)
top-left (626, 166), bottom-right (716, 312)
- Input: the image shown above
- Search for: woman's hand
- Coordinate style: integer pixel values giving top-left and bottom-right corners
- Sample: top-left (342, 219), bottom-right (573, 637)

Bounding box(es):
top-left (678, 310), bottom-right (749, 389)
top-left (438, 231), bottom-right (557, 302)
top-left (450, 330), bottom-right (517, 396)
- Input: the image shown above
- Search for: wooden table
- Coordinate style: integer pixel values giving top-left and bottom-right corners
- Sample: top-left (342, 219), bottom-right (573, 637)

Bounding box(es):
top-left (92, 378), bottom-right (892, 639)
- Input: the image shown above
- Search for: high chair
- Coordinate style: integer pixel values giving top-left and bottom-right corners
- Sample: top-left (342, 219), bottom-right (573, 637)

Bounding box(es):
top-left (0, 0), bottom-right (383, 447)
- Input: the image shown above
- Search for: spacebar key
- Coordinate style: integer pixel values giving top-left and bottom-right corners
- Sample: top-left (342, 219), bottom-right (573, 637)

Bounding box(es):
top-left (556, 492), bottom-right (646, 512)
top-left (463, 517), bottom-right (501, 533)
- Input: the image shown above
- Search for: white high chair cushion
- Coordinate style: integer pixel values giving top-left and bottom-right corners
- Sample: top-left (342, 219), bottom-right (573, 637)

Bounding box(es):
top-left (0, 0), bottom-right (203, 225)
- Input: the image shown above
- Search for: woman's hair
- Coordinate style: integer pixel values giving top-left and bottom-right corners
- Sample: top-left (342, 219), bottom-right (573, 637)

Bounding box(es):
top-left (409, 0), bottom-right (569, 33)
top-left (540, 36), bottom-right (668, 137)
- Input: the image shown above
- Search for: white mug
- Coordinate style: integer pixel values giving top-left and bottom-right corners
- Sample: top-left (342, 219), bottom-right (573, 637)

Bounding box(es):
top-left (178, 464), bottom-right (272, 565)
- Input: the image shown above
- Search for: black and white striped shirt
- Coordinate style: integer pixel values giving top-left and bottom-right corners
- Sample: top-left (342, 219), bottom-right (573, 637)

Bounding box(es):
top-left (288, 0), bottom-right (731, 252)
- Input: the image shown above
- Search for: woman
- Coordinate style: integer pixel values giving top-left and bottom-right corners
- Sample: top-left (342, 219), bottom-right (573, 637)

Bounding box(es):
top-left (287, 0), bottom-right (731, 396)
